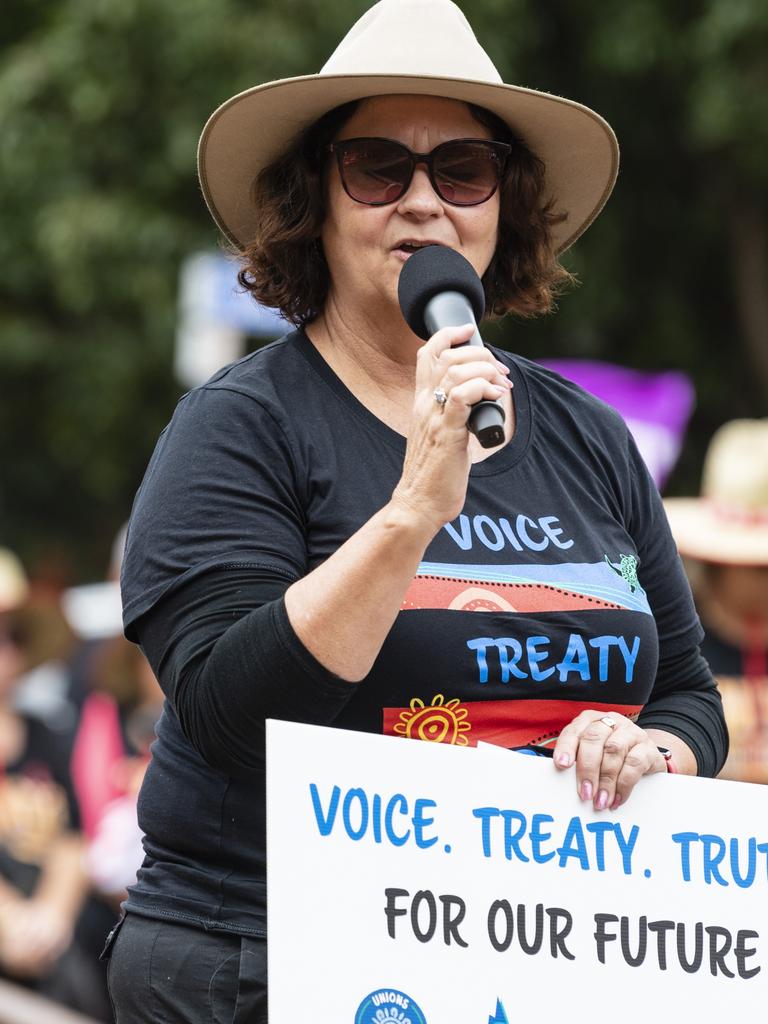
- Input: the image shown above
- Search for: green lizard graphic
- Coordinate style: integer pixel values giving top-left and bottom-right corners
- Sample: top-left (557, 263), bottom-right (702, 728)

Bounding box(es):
top-left (605, 553), bottom-right (641, 594)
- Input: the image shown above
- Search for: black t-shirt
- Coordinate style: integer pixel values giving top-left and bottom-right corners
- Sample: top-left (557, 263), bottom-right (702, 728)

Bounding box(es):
top-left (121, 329), bottom-right (723, 937)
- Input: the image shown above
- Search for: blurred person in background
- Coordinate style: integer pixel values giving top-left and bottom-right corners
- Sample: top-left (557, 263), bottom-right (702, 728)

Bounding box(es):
top-left (0, 548), bottom-right (97, 1013)
top-left (11, 561), bottom-right (80, 739)
top-left (75, 639), bottom-right (162, 906)
top-left (109, 0), bottom-right (727, 1019)
top-left (666, 419), bottom-right (768, 783)
top-left (65, 524), bottom-right (162, 863)
top-left (70, 633), bottom-right (163, 1024)
top-left (57, 528), bottom-right (164, 1020)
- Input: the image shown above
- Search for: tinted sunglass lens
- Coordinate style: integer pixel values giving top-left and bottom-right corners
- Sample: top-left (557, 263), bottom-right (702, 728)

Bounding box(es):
top-left (434, 143), bottom-right (501, 205)
top-left (340, 141), bottom-right (411, 204)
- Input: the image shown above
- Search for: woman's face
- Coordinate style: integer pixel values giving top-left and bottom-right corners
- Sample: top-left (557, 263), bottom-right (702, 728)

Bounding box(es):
top-left (321, 95), bottom-right (500, 325)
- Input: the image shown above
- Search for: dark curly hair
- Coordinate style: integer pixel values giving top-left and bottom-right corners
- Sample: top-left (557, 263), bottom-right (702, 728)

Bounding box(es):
top-left (236, 99), bottom-right (574, 326)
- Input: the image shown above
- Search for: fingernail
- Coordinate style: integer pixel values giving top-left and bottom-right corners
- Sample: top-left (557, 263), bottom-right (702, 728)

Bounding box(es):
top-left (580, 780), bottom-right (592, 801)
top-left (556, 753), bottom-right (570, 767)
top-left (496, 362), bottom-right (510, 374)
top-left (596, 790), bottom-right (609, 811)
top-left (493, 385), bottom-right (507, 394)
top-left (610, 794), bottom-right (622, 811)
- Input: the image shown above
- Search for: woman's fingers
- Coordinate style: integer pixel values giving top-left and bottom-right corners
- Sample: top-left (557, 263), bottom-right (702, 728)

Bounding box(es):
top-left (554, 711), bottom-right (667, 811)
top-left (416, 326), bottom-right (511, 426)
top-left (592, 725), bottom-right (634, 810)
top-left (612, 744), bottom-right (660, 810)
top-left (439, 359), bottom-right (510, 393)
top-left (558, 714), bottom-right (623, 807)
top-left (395, 323), bottom-right (512, 532)
top-left (417, 324), bottom-right (509, 382)
top-left (435, 343), bottom-right (510, 375)
top-left (420, 322), bottom-right (477, 356)
top-left (441, 379), bottom-right (508, 423)
top-left (552, 712), bottom-right (591, 771)
top-left (436, 362), bottom-right (510, 425)
top-left (415, 323), bottom-right (476, 382)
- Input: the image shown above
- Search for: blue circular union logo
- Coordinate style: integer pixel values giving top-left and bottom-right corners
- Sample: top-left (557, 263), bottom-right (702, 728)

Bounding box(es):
top-left (355, 988), bottom-right (427, 1024)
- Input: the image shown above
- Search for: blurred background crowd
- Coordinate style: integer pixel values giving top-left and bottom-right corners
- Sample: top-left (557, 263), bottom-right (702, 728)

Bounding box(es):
top-left (0, 0), bottom-right (766, 1018)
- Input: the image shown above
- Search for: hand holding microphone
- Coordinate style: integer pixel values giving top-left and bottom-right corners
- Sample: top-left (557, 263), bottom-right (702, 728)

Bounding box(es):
top-left (390, 246), bottom-right (511, 535)
top-left (398, 245), bottom-right (507, 449)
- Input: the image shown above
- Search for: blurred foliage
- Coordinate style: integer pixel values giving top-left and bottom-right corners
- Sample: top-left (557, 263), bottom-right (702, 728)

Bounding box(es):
top-left (0, 0), bottom-right (766, 579)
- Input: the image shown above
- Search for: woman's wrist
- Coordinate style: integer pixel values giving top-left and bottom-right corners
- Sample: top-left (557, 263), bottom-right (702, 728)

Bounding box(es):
top-left (644, 728), bottom-right (698, 776)
top-left (386, 489), bottom-right (447, 545)
top-left (656, 746), bottom-right (679, 774)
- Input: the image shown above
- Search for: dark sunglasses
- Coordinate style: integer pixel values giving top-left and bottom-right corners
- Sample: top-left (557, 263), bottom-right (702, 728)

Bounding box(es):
top-left (328, 137), bottom-right (511, 207)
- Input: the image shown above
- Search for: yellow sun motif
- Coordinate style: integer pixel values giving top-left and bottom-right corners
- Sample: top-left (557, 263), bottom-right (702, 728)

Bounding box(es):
top-left (393, 694), bottom-right (472, 746)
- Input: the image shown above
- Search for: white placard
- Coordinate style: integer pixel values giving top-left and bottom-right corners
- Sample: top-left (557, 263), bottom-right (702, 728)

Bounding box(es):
top-left (267, 721), bottom-right (767, 1023)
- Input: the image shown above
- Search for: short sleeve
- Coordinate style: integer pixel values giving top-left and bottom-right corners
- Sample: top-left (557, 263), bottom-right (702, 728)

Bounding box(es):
top-left (121, 384), bottom-right (308, 640)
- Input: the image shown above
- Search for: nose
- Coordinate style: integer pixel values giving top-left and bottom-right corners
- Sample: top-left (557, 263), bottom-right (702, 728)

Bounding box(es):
top-left (396, 163), bottom-right (443, 218)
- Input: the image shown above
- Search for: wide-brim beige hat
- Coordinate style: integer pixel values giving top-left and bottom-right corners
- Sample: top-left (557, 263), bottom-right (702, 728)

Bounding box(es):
top-left (198, 0), bottom-right (619, 254)
top-left (664, 419), bottom-right (768, 566)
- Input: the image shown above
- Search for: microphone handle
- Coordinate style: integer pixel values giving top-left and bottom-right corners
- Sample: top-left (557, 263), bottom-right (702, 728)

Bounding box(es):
top-left (423, 292), bottom-right (506, 449)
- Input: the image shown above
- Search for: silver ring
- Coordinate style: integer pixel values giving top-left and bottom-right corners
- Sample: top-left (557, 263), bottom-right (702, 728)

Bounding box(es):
top-left (599, 716), bottom-right (617, 730)
top-left (433, 386), bottom-right (448, 412)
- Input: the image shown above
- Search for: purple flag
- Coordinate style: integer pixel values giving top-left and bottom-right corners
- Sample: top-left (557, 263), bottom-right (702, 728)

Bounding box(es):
top-left (539, 359), bottom-right (695, 489)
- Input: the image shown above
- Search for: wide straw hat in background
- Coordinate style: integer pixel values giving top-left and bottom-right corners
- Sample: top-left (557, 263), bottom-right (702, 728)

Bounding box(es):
top-left (198, 0), bottom-right (619, 253)
top-left (0, 549), bottom-right (29, 613)
top-left (664, 419), bottom-right (768, 566)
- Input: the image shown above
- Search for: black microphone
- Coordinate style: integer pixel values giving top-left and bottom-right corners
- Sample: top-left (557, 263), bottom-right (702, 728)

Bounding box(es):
top-left (397, 245), bottom-right (506, 449)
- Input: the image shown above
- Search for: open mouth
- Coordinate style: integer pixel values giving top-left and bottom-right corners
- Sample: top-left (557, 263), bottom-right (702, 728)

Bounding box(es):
top-left (394, 241), bottom-right (444, 259)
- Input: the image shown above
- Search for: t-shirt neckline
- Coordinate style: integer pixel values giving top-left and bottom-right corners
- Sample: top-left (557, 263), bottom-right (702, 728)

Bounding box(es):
top-left (291, 328), bottom-right (532, 477)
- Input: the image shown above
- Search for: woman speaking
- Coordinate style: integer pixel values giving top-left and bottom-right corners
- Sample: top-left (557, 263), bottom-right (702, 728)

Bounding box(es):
top-left (108, 0), bottom-right (728, 1018)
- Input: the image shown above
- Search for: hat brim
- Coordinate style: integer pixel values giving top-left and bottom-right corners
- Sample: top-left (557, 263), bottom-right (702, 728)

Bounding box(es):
top-left (664, 498), bottom-right (768, 566)
top-left (198, 72), bottom-right (619, 254)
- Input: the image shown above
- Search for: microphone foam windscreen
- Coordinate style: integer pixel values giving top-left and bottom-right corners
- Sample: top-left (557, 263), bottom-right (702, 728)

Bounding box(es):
top-left (397, 245), bottom-right (486, 340)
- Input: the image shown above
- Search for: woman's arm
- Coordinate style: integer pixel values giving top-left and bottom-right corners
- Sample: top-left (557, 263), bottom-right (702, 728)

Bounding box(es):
top-left (636, 644), bottom-right (729, 777)
top-left (285, 324), bottom-right (511, 680)
top-left (134, 325), bottom-right (511, 774)
top-left (550, 419), bottom-right (728, 808)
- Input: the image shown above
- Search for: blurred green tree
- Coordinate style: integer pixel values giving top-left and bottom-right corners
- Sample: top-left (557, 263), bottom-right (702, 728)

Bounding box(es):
top-left (0, 0), bottom-right (765, 578)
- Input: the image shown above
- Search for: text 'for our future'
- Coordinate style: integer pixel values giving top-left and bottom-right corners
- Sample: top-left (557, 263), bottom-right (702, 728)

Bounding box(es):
top-left (308, 782), bottom-right (767, 981)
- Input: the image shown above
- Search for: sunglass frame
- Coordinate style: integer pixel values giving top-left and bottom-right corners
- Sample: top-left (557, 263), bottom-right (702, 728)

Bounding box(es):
top-left (328, 137), bottom-right (512, 207)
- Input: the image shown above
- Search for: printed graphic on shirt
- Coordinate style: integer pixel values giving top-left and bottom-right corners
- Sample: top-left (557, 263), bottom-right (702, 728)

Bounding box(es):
top-left (605, 553), bottom-right (642, 593)
top-left (401, 560), bottom-right (650, 616)
top-left (389, 549), bottom-right (651, 749)
top-left (391, 694), bottom-right (472, 746)
top-left (442, 512), bottom-right (575, 554)
top-left (383, 694), bottom-right (643, 749)
top-left (465, 631), bottom-right (643, 688)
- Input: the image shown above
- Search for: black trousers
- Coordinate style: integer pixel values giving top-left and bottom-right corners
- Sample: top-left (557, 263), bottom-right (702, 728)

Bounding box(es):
top-left (104, 913), bottom-right (267, 1023)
